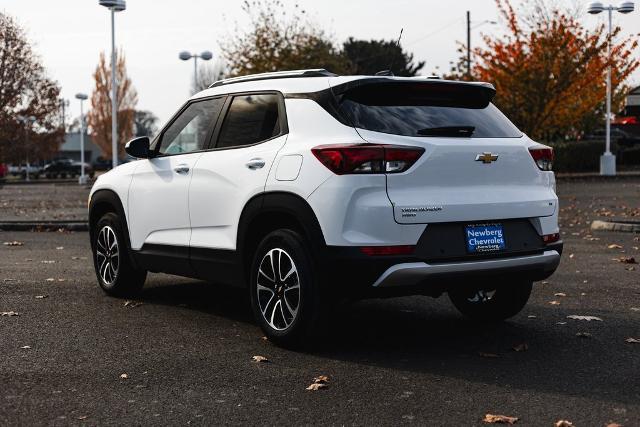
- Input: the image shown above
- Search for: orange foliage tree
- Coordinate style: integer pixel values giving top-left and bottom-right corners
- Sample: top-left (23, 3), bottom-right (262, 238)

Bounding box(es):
top-left (448, 0), bottom-right (639, 141)
top-left (87, 50), bottom-right (138, 159)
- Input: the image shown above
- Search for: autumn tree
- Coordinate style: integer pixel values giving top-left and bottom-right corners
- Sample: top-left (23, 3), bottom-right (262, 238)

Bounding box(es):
top-left (87, 50), bottom-right (138, 159)
top-left (447, 0), bottom-right (639, 141)
top-left (342, 38), bottom-right (425, 77)
top-left (221, 0), bottom-right (351, 76)
top-left (0, 13), bottom-right (64, 163)
top-left (134, 110), bottom-right (158, 138)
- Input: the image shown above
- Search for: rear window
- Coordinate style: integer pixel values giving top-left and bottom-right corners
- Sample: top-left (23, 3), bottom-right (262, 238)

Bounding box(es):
top-left (339, 82), bottom-right (522, 138)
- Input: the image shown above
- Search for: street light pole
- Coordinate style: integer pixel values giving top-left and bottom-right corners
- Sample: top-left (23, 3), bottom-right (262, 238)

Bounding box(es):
top-left (99, 0), bottom-right (126, 169)
top-left (588, 1), bottom-right (635, 176)
top-left (465, 12), bottom-right (496, 80)
top-left (76, 93), bottom-right (89, 185)
top-left (110, 8), bottom-right (118, 170)
top-left (179, 50), bottom-right (213, 93)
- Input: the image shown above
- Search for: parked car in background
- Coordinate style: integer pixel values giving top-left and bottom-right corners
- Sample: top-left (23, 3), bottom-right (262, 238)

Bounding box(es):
top-left (7, 164), bottom-right (43, 179)
top-left (43, 158), bottom-right (94, 179)
top-left (92, 156), bottom-right (135, 171)
top-left (583, 127), bottom-right (640, 147)
top-left (0, 163), bottom-right (7, 181)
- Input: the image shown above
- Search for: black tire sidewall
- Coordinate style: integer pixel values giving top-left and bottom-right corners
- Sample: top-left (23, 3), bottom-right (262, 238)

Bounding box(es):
top-left (249, 229), bottom-right (321, 345)
top-left (93, 212), bottom-right (145, 296)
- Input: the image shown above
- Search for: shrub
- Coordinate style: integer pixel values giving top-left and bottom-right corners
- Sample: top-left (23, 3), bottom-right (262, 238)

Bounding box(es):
top-left (548, 140), bottom-right (640, 172)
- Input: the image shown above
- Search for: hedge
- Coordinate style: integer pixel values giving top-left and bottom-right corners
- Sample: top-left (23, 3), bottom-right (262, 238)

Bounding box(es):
top-left (548, 140), bottom-right (640, 173)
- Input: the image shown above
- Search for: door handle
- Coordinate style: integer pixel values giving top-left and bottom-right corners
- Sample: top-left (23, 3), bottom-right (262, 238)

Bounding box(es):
top-left (246, 158), bottom-right (266, 170)
top-left (174, 164), bottom-right (190, 174)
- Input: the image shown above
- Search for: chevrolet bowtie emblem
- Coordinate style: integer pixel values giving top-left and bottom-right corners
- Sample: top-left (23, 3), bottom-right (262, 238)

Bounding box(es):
top-left (475, 152), bottom-right (499, 164)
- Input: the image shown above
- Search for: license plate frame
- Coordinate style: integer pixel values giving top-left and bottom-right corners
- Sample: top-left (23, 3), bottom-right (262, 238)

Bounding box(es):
top-left (465, 223), bottom-right (506, 254)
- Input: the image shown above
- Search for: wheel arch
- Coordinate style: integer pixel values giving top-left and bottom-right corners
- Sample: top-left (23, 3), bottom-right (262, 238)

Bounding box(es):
top-left (89, 189), bottom-right (133, 254)
top-left (237, 191), bottom-right (327, 286)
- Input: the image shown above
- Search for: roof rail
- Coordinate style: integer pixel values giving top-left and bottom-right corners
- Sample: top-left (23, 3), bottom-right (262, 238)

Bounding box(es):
top-left (209, 69), bottom-right (338, 88)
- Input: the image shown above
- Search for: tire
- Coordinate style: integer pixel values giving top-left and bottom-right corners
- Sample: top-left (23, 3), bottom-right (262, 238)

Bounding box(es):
top-left (249, 229), bottom-right (325, 347)
top-left (92, 212), bottom-right (146, 297)
top-left (448, 281), bottom-right (532, 322)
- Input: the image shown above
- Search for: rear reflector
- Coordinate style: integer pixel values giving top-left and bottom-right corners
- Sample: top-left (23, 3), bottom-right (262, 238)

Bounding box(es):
top-left (359, 245), bottom-right (415, 256)
top-left (312, 144), bottom-right (424, 175)
top-left (542, 233), bottom-right (560, 244)
top-left (529, 147), bottom-right (554, 171)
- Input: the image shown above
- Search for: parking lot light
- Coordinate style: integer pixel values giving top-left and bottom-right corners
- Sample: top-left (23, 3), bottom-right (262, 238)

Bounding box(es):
top-left (587, 1), bottom-right (636, 176)
top-left (179, 50), bottom-right (213, 92)
top-left (16, 115), bottom-right (36, 182)
top-left (75, 93), bottom-right (89, 185)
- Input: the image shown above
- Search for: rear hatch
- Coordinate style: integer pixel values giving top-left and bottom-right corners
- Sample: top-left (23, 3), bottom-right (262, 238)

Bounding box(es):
top-left (334, 79), bottom-right (557, 224)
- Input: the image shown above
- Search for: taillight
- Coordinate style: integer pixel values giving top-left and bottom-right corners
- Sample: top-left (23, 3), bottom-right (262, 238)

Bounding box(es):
top-left (311, 144), bottom-right (424, 175)
top-left (529, 147), bottom-right (554, 171)
top-left (542, 233), bottom-right (560, 244)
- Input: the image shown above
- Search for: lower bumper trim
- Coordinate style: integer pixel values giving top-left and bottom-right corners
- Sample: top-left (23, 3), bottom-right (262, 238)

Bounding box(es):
top-left (372, 250), bottom-right (561, 288)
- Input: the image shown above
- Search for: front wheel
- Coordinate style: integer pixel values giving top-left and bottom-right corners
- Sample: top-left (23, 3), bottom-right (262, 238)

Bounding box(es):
top-left (249, 229), bottom-right (325, 347)
top-left (448, 281), bottom-right (533, 321)
top-left (92, 212), bottom-right (146, 297)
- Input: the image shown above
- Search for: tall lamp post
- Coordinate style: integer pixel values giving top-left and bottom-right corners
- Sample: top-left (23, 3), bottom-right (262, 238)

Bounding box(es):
top-left (179, 50), bottom-right (213, 93)
top-left (99, 0), bottom-right (126, 169)
top-left (16, 115), bottom-right (36, 182)
top-left (75, 93), bottom-right (89, 185)
top-left (587, 1), bottom-right (635, 176)
top-left (465, 12), bottom-right (497, 79)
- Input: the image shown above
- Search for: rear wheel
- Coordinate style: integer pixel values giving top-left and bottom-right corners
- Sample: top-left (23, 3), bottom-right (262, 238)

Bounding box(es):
top-left (249, 229), bottom-right (325, 347)
top-left (92, 212), bottom-right (146, 297)
top-left (448, 281), bottom-right (532, 321)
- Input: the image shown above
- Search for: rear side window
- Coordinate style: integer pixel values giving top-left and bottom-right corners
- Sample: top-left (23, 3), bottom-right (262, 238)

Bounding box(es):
top-left (339, 82), bottom-right (522, 138)
top-left (217, 94), bottom-right (281, 148)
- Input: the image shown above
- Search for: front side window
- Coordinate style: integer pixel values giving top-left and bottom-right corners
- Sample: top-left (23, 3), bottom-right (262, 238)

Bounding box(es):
top-left (159, 97), bottom-right (225, 155)
top-left (217, 94), bottom-right (281, 149)
top-left (339, 82), bottom-right (522, 138)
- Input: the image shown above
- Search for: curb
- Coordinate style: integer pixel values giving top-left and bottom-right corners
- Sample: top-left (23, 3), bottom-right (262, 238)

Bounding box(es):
top-left (556, 171), bottom-right (640, 181)
top-left (0, 221), bottom-right (88, 232)
top-left (591, 220), bottom-right (640, 233)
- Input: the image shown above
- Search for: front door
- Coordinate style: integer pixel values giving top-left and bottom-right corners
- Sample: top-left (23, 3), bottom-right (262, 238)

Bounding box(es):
top-left (128, 97), bottom-right (226, 260)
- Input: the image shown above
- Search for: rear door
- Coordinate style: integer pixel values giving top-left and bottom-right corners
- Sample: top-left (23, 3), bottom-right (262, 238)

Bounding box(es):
top-left (188, 92), bottom-right (288, 280)
top-left (336, 81), bottom-right (557, 224)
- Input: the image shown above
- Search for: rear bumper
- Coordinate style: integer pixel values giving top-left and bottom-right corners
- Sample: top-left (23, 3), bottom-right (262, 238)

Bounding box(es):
top-left (372, 249), bottom-right (561, 288)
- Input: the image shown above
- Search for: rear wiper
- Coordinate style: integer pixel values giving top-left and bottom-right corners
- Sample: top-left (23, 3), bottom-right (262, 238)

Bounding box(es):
top-left (417, 126), bottom-right (475, 137)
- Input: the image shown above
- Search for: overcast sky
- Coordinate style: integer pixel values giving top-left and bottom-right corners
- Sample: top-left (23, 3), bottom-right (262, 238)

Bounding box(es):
top-left (2, 0), bottom-right (639, 127)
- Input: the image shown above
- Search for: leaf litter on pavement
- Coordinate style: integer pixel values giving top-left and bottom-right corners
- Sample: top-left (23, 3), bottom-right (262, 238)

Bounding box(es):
top-left (567, 315), bottom-right (603, 321)
top-left (251, 355), bottom-right (269, 363)
top-left (306, 375), bottom-right (329, 391)
top-left (482, 413), bottom-right (519, 424)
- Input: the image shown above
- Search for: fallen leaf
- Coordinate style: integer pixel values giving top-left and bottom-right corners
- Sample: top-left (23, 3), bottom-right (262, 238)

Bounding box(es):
top-left (527, 315), bottom-right (537, 319)
top-left (606, 423), bottom-right (623, 427)
top-left (625, 337), bottom-right (640, 344)
top-left (614, 256), bottom-right (637, 264)
top-left (567, 315), bottom-right (603, 321)
top-left (479, 352), bottom-right (500, 358)
top-left (512, 343), bottom-right (529, 352)
top-left (41, 260), bottom-right (55, 264)
top-left (607, 244), bottom-right (623, 249)
top-left (3, 241), bottom-right (24, 246)
top-left (1, 311), bottom-right (19, 316)
top-left (120, 373), bottom-right (129, 379)
top-left (626, 266), bottom-right (636, 271)
top-left (77, 415), bottom-right (89, 420)
top-left (306, 383), bottom-right (328, 391)
top-left (569, 253), bottom-right (575, 259)
top-left (313, 375), bottom-right (330, 384)
top-left (57, 279), bottom-right (66, 282)
top-left (252, 355), bottom-right (269, 363)
top-left (556, 321), bottom-right (567, 325)
top-left (576, 332), bottom-right (592, 338)
top-left (35, 295), bottom-right (48, 299)
top-left (549, 300), bottom-right (561, 305)
top-left (631, 307), bottom-right (640, 312)
top-left (554, 420), bottom-right (574, 427)
top-left (20, 345), bottom-right (31, 349)
top-left (483, 413), bottom-right (519, 424)
top-left (123, 301), bottom-right (143, 308)
top-left (554, 292), bottom-right (567, 297)
top-left (45, 278), bottom-right (55, 282)
top-left (56, 246), bottom-right (64, 250)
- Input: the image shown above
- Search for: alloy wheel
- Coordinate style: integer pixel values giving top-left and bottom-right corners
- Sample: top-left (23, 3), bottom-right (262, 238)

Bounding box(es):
top-left (256, 248), bottom-right (301, 331)
top-left (96, 225), bottom-right (120, 285)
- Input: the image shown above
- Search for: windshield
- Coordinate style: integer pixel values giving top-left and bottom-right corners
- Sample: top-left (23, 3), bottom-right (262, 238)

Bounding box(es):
top-left (339, 82), bottom-right (522, 138)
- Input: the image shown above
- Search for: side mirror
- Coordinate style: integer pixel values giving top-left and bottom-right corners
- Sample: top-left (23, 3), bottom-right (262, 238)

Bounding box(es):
top-left (125, 136), bottom-right (151, 159)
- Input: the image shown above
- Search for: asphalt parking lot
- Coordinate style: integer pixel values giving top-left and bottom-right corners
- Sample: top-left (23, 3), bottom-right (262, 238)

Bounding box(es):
top-left (1, 179), bottom-right (639, 426)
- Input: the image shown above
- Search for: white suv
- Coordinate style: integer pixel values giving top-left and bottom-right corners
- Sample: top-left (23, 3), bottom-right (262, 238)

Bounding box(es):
top-left (89, 69), bottom-right (562, 345)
